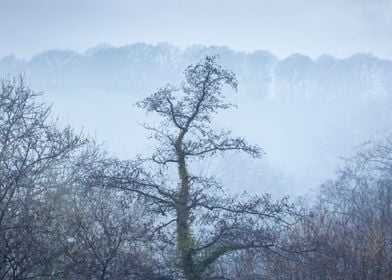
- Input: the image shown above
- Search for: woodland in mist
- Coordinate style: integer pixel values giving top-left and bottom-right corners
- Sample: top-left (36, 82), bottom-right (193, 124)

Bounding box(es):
top-left (0, 56), bottom-right (391, 280)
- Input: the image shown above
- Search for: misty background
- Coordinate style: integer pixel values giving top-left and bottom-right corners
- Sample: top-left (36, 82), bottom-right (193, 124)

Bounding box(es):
top-left (2, 0), bottom-right (392, 60)
top-left (1, 44), bottom-right (391, 197)
top-left (1, 0), bottom-right (392, 197)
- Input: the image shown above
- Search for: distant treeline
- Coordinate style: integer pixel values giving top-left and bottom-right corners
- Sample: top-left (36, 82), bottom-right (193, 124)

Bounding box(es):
top-left (1, 43), bottom-right (392, 98)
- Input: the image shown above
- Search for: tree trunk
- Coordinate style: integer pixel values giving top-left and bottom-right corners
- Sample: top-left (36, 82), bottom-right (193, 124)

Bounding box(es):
top-left (175, 138), bottom-right (200, 280)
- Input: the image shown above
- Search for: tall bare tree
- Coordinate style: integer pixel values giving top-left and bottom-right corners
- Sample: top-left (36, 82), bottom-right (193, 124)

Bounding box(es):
top-left (94, 56), bottom-right (294, 280)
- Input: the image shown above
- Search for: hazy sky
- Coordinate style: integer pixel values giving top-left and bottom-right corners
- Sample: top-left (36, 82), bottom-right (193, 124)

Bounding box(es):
top-left (1, 0), bottom-right (392, 59)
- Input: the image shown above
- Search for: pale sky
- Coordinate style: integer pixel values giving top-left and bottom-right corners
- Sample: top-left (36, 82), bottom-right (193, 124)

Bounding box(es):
top-left (1, 0), bottom-right (392, 59)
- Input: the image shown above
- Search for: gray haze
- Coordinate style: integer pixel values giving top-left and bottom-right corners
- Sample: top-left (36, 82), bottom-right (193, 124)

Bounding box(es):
top-left (1, 0), bottom-right (392, 60)
top-left (1, 44), bottom-right (391, 197)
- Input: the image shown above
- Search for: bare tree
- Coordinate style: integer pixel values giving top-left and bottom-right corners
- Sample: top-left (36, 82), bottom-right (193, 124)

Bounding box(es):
top-left (262, 135), bottom-right (392, 279)
top-left (0, 77), bottom-right (85, 279)
top-left (93, 56), bottom-right (294, 280)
